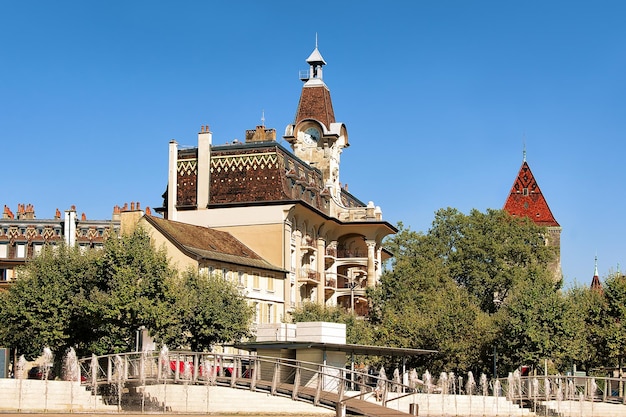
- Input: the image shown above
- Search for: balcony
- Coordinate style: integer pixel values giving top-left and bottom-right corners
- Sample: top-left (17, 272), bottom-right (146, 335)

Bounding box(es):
top-left (337, 249), bottom-right (366, 258)
top-left (324, 247), bottom-right (337, 268)
top-left (301, 237), bottom-right (316, 253)
top-left (297, 268), bottom-right (320, 284)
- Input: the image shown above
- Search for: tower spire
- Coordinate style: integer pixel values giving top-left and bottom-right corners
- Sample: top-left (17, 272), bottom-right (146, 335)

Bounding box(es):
top-left (522, 134), bottom-right (527, 162)
top-left (591, 255), bottom-right (602, 291)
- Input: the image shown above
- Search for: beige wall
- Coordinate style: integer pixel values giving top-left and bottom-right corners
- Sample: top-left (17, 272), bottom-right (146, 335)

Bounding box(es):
top-left (215, 223), bottom-right (284, 267)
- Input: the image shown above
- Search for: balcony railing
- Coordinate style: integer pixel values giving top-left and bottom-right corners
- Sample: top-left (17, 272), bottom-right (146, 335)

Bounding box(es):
top-left (297, 268), bottom-right (320, 283)
top-left (336, 249), bottom-right (366, 258)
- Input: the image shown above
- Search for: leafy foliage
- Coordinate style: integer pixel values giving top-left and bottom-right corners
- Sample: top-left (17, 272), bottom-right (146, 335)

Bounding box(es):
top-left (0, 228), bottom-right (255, 362)
top-left (371, 208), bottom-right (559, 374)
top-left (158, 269), bottom-right (254, 351)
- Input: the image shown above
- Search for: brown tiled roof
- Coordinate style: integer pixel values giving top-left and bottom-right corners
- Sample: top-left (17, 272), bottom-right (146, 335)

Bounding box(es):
top-left (590, 274), bottom-right (602, 291)
top-left (144, 215), bottom-right (284, 273)
top-left (294, 84), bottom-right (335, 128)
top-left (503, 161), bottom-right (559, 227)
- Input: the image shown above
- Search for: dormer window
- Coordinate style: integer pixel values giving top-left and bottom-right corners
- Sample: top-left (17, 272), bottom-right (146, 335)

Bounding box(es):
top-left (523, 188), bottom-right (528, 196)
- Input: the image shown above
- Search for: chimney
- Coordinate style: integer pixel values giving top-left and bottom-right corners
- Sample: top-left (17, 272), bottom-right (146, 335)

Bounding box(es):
top-left (197, 125), bottom-right (212, 210)
top-left (167, 140), bottom-right (178, 221)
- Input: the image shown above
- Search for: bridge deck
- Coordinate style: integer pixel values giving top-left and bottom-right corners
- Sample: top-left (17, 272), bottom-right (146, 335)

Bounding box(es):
top-left (215, 376), bottom-right (413, 417)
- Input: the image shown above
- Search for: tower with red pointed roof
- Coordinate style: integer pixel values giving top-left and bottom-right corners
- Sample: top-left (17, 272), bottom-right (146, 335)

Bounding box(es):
top-left (503, 152), bottom-right (562, 281)
top-left (590, 256), bottom-right (602, 292)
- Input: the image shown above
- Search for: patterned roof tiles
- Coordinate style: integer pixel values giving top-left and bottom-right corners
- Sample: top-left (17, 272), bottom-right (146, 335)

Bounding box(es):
top-left (503, 161), bottom-right (559, 227)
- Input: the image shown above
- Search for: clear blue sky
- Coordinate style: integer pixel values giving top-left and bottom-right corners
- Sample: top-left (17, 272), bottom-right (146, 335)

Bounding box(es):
top-left (2, 1), bottom-right (625, 287)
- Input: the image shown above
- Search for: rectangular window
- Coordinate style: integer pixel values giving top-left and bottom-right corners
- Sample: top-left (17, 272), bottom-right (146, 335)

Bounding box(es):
top-left (267, 275), bottom-right (274, 292)
top-left (254, 302), bottom-right (260, 324)
top-left (222, 268), bottom-right (229, 280)
top-left (238, 271), bottom-right (246, 287)
top-left (267, 304), bottom-right (273, 324)
top-left (16, 244), bottom-right (26, 258)
top-left (0, 268), bottom-right (6, 281)
top-left (0, 244), bottom-right (7, 258)
top-left (253, 274), bottom-right (260, 289)
top-left (33, 244), bottom-right (43, 256)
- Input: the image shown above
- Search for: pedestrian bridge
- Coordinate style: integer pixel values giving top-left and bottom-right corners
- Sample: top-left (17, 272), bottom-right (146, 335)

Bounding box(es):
top-left (73, 351), bottom-right (626, 417)
top-left (78, 350), bottom-right (419, 416)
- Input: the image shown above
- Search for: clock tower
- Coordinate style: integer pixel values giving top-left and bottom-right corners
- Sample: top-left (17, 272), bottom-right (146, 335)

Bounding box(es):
top-left (284, 43), bottom-right (348, 202)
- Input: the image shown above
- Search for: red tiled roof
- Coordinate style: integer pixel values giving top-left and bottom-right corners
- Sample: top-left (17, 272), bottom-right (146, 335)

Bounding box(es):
top-left (144, 215), bottom-right (284, 272)
top-left (503, 161), bottom-right (559, 227)
top-left (590, 274), bottom-right (602, 291)
top-left (294, 84), bottom-right (335, 128)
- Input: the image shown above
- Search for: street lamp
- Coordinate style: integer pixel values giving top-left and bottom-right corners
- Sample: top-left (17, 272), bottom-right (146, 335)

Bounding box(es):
top-left (349, 281), bottom-right (358, 314)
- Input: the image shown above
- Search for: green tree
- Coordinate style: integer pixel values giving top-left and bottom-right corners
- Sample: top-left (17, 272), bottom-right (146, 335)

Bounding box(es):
top-left (79, 228), bottom-right (177, 355)
top-left (603, 273), bottom-right (626, 369)
top-left (370, 225), bottom-right (493, 373)
top-left (495, 277), bottom-right (579, 373)
top-left (0, 243), bottom-right (99, 361)
top-left (157, 269), bottom-right (254, 351)
top-left (370, 208), bottom-right (559, 375)
top-left (0, 228), bottom-right (256, 361)
top-left (429, 208), bottom-right (558, 313)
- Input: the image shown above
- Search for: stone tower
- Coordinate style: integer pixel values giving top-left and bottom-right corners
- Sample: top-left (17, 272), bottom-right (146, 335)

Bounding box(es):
top-left (503, 155), bottom-right (562, 282)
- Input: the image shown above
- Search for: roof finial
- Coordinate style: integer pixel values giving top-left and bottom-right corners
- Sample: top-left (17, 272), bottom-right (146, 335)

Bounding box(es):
top-left (594, 254), bottom-right (599, 277)
top-left (315, 32), bottom-right (318, 49)
top-left (522, 133), bottom-right (527, 162)
top-left (261, 109), bottom-right (265, 127)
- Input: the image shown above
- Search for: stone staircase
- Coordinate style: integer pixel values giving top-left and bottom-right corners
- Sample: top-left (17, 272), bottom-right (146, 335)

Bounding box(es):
top-left (379, 392), bottom-right (534, 416)
top-left (542, 399), bottom-right (626, 417)
top-left (0, 379), bottom-right (118, 412)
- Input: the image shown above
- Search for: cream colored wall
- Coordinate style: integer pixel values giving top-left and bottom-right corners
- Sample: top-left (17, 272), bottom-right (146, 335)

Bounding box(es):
top-left (215, 223), bottom-right (284, 267)
top-left (175, 205), bottom-right (292, 268)
top-left (137, 217), bottom-right (197, 273)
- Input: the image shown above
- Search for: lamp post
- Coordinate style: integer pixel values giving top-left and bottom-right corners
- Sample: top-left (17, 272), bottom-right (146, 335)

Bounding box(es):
top-left (349, 281), bottom-right (358, 314)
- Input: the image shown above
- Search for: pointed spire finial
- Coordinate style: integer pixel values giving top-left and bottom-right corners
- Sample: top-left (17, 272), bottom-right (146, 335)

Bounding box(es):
top-left (261, 109), bottom-right (265, 127)
top-left (315, 32), bottom-right (318, 49)
top-left (522, 134), bottom-right (527, 162)
top-left (594, 255), bottom-right (599, 277)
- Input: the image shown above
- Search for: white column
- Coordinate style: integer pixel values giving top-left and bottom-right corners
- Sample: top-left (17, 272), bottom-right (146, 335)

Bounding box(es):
top-left (366, 240), bottom-right (377, 287)
top-left (167, 140), bottom-right (178, 221)
top-left (316, 238), bottom-right (325, 304)
top-left (197, 127), bottom-right (212, 210)
top-left (64, 209), bottom-right (76, 247)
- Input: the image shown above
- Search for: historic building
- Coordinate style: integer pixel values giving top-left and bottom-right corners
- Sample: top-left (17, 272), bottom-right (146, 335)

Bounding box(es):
top-left (0, 203), bottom-right (122, 290)
top-left (121, 209), bottom-right (288, 327)
top-left (155, 45), bottom-right (396, 318)
top-left (503, 154), bottom-right (562, 281)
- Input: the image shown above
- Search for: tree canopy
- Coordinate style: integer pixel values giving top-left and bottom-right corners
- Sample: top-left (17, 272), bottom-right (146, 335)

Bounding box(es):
top-left (369, 208), bottom-right (560, 374)
top-left (0, 228), bottom-right (255, 363)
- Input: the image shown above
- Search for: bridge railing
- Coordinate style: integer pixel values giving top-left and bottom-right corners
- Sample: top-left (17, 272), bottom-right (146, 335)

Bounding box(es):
top-left (77, 351), bottom-right (419, 409)
top-left (496, 374), bottom-right (626, 405)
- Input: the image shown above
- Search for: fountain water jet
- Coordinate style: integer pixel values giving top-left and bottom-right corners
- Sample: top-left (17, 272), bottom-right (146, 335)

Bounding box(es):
top-left (90, 354), bottom-right (99, 411)
top-left (63, 347), bottom-right (80, 411)
top-left (42, 347), bottom-right (54, 412)
top-left (466, 371), bottom-right (476, 415)
top-left (480, 373), bottom-right (488, 416)
top-left (423, 370), bottom-right (432, 415)
top-left (113, 354), bottom-right (127, 412)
